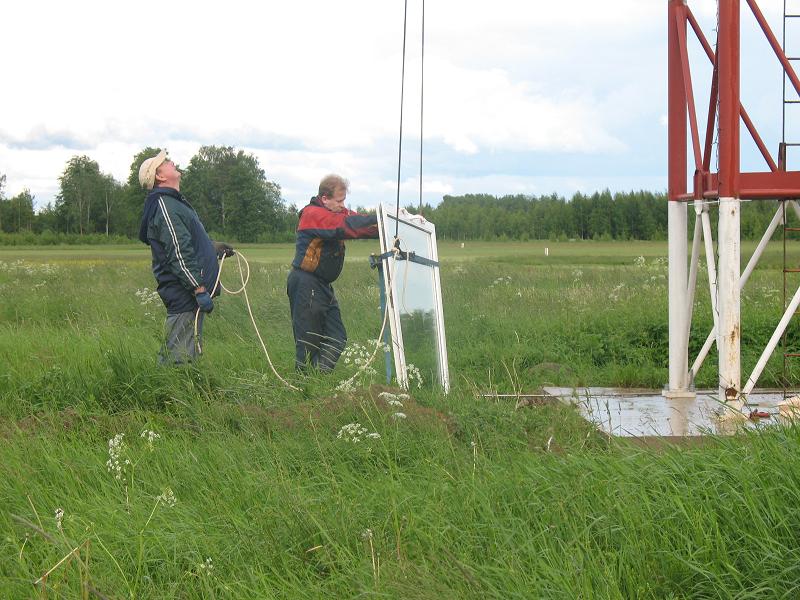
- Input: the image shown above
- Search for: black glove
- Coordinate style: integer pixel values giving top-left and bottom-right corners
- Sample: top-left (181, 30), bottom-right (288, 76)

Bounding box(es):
top-left (195, 291), bottom-right (214, 313)
top-left (213, 241), bottom-right (235, 259)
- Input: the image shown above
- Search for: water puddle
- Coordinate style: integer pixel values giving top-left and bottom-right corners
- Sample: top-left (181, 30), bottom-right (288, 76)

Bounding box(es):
top-left (543, 387), bottom-right (794, 437)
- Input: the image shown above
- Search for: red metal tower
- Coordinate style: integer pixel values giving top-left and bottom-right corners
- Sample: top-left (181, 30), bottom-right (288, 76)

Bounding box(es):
top-left (667, 0), bottom-right (800, 406)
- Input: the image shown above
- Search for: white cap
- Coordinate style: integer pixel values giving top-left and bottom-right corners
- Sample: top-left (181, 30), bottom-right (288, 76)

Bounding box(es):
top-left (138, 149), bottom-right (167, 190)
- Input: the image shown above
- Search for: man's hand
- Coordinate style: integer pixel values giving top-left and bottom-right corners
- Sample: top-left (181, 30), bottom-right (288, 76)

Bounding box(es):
top-left (213, 241), bottom-right (235, 259)
top-left (195, 291), bottom-right (214, 313)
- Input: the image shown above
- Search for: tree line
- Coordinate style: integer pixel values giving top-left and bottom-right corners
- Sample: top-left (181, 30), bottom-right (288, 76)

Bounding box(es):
top-left (409, 191), bottom-right (784, 241)
top-left (1, 155), bottom-right (789, 243)
top-left (0, 146), bottom-right (298, 244)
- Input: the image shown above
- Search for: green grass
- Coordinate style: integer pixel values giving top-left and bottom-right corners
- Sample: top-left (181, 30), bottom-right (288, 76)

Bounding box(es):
top-left (2, 241), bottom-right (800, 598)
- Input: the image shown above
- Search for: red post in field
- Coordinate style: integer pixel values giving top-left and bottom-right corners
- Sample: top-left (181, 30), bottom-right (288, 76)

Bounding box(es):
top-left (668, 0), bottom-right (687, 202)
top-left (717, 0), bottom-right (740, 198)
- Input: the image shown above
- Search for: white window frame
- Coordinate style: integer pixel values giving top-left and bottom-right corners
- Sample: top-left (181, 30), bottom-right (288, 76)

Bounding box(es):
top-left (376, 204), bottom-right (450, 393)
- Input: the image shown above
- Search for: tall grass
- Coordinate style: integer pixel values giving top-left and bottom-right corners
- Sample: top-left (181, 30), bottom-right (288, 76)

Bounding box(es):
top-left (1, 242), bottom-right (799, 598)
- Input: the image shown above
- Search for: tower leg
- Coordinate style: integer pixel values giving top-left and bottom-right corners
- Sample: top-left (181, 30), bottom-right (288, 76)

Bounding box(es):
top-left (666, 199), bottom-right (693, 398)
top-left (718, 197), bottom-right (741, 405)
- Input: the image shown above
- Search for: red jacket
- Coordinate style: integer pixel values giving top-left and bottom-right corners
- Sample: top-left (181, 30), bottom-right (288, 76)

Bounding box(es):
top-left (291, 196), bottom-right (378, 283)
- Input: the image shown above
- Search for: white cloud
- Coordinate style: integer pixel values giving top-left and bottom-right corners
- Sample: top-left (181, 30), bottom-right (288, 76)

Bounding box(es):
top-left (6, 0), bottom-right (764, 209)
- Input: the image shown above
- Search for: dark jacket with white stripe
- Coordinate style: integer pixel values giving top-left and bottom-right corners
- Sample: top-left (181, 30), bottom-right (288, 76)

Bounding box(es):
top-left (138, 187), bottom-right (219, 314)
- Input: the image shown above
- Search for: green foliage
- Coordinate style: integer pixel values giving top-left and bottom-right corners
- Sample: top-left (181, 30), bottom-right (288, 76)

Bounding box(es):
top-left (53, 155), bottom-right (126, 237)
top-left (181, 145), bottom-right (293, 243)
top-left (0, 174), bottom-right (36, 234)
top-left (418, 191), bottom-right (779, 243)
top-left (3, 147), bottom-right (298, 245)
top-left (0, 188), bottom-right (35, 233)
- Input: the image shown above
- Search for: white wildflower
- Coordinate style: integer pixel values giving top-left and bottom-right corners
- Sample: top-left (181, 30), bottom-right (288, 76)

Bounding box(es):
top-left (392, 412), bottom-right (407, 420)
top-left (335, 380), bottom-right (355, 393)
top-left (387, 399), bottom-right (403, 407)
top-left (199, 557), bottom-right (214, 572)
top-left (106, 433), bottom-right (128, 481)
top-left (337, 423), bottom-right (368, 443)
top-left (140, 429), bottom-right (161, 451)
top-left (337, 422), bottom-right (382, 443)
top-left (361, 528), bottom-right (373, 541)
top-left (378, 392), bottom-right (398, 401)
top-left (135, 287), bottom-right (160, 306)
top-left (55, 508), bottom-right (64, 532)
top-left (157, 488), bottom-right (177, 508)
top-left (406, 363), bottom-right (423, 388)
top-left (371, 339), bottom-right (391, 353)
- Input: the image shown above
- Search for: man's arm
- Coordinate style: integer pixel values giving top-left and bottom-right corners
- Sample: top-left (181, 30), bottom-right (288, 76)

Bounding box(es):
top-left (298, 206), bottom-right (378, 240)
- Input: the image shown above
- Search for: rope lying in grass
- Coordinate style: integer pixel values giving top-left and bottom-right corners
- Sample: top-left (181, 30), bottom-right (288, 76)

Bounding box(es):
top-left (194, 250), bottom-right (300, 392)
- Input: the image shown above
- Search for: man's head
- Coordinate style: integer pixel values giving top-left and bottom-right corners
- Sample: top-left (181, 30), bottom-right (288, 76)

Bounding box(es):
top-left (318, 174), bottom-right (349, 213)
top-left (138, 150), bottom-right (181, 191)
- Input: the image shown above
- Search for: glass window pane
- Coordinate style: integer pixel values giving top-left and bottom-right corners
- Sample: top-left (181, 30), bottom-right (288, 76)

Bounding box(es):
top-left (378, 205), bottom-right (449, 391)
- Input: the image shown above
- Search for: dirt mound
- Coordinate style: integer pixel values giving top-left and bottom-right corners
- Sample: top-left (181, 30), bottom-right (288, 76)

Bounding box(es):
top-left (231, 384), bottom-right (453, 435)
top-left (2, 385), bottom-right (452, 440)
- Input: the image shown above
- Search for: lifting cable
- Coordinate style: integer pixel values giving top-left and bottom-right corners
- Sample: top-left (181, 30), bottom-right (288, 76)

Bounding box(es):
top-left (419, 0), bottom-right (425, 216)
top-left (190, 1), bottom-right (426, 392)
top-left (394, 0), bottom-right (426, 235)
top-left (394, 0), bottom-right (409, 240)
top-left (347, 0), bottom-right (426, 388)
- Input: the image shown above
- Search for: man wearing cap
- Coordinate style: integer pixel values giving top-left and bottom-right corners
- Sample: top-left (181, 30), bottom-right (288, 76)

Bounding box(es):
top-left (137, 149), bottom-right (235, 364)
top-left (288, 174), bottom-right (379, 372)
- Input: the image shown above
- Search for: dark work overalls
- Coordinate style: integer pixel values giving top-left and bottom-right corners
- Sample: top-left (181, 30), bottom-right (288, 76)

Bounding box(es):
top-left (288, 196), bottom-right (378, 372)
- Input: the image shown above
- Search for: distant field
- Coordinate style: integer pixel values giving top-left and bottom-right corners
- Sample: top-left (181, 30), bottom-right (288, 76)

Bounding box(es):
top-left (2, 240), bottom-right (800, 597)
top-left (1, 238), bottom-right (792, 267)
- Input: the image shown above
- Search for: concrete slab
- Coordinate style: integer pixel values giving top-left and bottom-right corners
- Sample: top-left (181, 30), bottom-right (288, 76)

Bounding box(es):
top-left (543, 387), bottom-right (792, 438)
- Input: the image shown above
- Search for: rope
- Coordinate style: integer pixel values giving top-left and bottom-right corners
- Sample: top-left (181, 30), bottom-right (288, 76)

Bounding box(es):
top-left (336, 244), bottom-right (403, 390)
top-left (337, 298), bottom-right (391, 391)
top-left (395, 0), bottom-right (410, 240)
top-left (419, 0), bottom-right (425, 215)
top-left (194, 250), bottom-right (300, 392)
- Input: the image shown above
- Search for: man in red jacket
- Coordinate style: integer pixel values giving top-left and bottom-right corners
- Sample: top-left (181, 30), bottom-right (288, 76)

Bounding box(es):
top-left (288, 174), bottom-right (379, 372)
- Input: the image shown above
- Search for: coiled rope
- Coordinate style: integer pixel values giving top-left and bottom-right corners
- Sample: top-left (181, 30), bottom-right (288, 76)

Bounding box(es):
top-left (194, 251), bottom-right (300, 392)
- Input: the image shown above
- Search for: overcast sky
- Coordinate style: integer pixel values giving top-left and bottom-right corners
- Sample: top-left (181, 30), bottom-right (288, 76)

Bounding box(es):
top-left (0, 1), bottom-right (793, 210)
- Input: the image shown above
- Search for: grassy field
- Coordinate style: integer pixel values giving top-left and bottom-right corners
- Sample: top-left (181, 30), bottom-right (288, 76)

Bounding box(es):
top-left (2, 240), bottom-right (800, 598)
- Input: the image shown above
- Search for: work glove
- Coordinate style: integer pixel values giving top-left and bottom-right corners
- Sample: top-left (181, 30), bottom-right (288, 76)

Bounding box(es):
top-left (195, 291), bottom-right (214, 313)
top-left (213, 241), bottom-right (235, 259)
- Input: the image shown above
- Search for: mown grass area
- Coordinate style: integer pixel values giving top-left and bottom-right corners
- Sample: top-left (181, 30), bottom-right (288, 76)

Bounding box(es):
top-left (2, 241), bottom-right (800, 598)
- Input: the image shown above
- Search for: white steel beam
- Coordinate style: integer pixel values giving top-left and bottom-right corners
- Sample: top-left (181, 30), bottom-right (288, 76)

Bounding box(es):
top-left (791, 199), bottom-right (800, 222)
top-left (742, 201), bottom-right (785, 283)
top-left (701, 207), bottom-right (720, 331)
top-left (685, 206), bottom-right (703, 334)
top-left (689, 202), bottom-right (784, 382)
top-left (741, 201), bottom-right (800, 397)
top-left (667, 200), bottom-right (690, 395)
top-left (717, 197), bottom-right (741, 404)
top-left (742, 281), bottom-right (800, 396)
